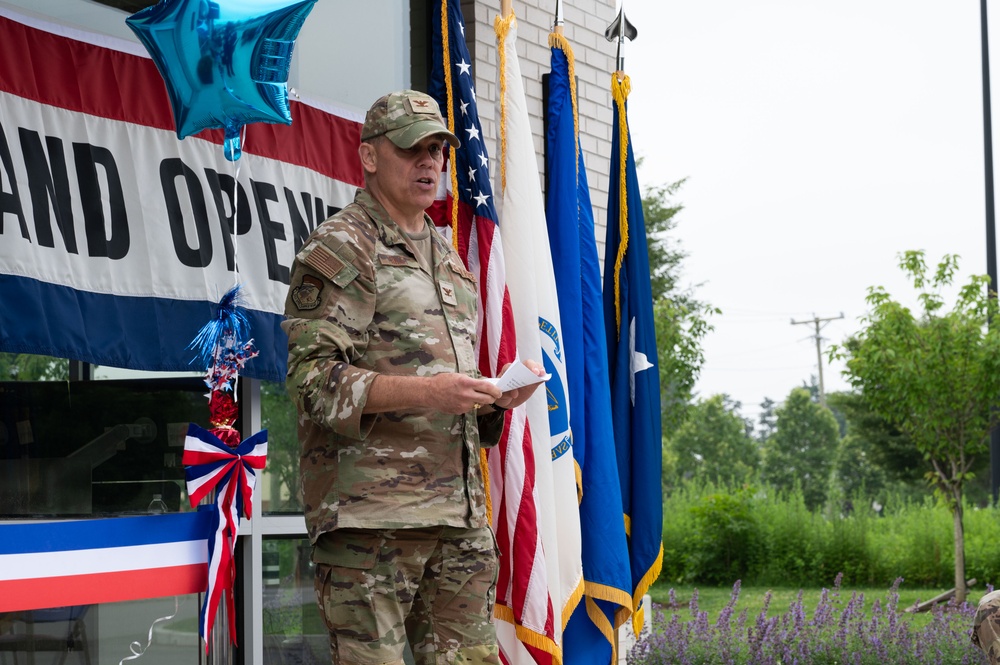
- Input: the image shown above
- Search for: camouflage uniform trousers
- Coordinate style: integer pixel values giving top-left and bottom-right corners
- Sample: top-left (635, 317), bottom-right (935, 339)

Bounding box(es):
top-left (313, 526), bottom-right (501, 665)
top-left (974, 589), bottom-right (1000, 663)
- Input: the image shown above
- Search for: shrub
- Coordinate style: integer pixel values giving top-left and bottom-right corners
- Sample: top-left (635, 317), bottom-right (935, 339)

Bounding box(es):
top-left (662, 479), bottom-right (1000, 589)
top-left (685, 487), bottom-right (765, 585)
top-left (754, 486), bottom-right (822, 586)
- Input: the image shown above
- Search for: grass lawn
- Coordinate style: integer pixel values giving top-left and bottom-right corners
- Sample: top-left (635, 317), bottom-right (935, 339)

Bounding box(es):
top-left (648, 579), bottom-right (987, 631)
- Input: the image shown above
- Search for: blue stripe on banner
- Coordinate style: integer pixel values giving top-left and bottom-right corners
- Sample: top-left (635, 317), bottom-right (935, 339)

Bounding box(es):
top-left (187, 423), bottom-right (225, 450)
top-left (0, 511), bottom-right (214, 555)
top-left (0, 274), bottom-right (287, 383)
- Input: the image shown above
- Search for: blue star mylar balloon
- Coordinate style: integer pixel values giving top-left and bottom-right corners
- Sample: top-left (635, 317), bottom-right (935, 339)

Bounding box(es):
top-left (127, 0), bottom-right (317, 161)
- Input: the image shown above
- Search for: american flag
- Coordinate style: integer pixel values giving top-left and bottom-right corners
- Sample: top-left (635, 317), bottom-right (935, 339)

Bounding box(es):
top-left (428, 1), bottom-right (556, 663)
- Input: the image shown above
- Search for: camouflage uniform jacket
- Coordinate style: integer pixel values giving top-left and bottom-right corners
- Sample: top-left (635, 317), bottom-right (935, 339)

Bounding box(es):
top-left (282, 189), bottom-right (504, 544)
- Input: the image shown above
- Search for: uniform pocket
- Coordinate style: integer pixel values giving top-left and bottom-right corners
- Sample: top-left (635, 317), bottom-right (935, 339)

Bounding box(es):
top-left (312, 530), bottom-right (384, 643)
top-left (313, 529), bottom-right (381, 568)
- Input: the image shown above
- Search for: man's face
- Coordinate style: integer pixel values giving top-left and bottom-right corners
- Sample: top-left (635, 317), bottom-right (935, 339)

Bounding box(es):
top-left (367, 134), bottom-right (446, 222)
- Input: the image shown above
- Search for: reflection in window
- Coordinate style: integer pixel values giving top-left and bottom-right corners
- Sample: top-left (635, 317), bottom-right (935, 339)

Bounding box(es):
top-left (0, 354), bottom-right (68, 382)
top-left (0, 596), bottom-right (202, 665)
top-left (262, 538), bottom-right (324, 665)
top-left (260, 382), bottom-right (301, 514)
top-left (0, 377), bottom-right (211, 517)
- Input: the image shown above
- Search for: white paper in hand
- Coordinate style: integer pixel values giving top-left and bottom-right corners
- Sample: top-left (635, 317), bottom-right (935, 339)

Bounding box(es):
top-left (486, 363), bottom-right (551, 392)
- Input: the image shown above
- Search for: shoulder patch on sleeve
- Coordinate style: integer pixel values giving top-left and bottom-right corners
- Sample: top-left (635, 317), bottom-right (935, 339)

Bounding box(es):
top-left (291, 274), bottom-right (324, 311)
top-left (303, 241), bottom-right (360, 288)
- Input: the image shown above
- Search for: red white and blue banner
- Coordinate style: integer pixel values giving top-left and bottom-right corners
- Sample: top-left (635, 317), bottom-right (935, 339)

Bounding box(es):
top-left (0, 7), bottom-right (363, 382)
top-left (0, 511), bottom-right (213, 612)
top-left (184, 424), bottom-right (267, 645)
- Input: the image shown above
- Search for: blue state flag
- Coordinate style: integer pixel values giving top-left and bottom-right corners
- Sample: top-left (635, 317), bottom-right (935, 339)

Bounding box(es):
top-left (602, 75), bottom-right (664, 636)
top-left (545, 35), bottom-right (632, 664)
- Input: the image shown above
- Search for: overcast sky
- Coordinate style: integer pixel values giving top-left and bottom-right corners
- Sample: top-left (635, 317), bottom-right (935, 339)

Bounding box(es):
top-left (621, 0), bottom-right (991, 420)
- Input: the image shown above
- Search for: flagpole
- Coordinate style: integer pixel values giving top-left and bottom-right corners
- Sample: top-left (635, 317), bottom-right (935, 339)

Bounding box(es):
top-left (605, 8), bottom-right (644, 662)
top-left (604, 2), bottom-right (636, 81)
top-left (981, 0), bottom-right (1000, 506)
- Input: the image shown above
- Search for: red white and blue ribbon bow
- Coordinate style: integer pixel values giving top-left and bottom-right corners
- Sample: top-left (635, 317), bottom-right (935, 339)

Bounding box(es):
top-left (183, 423), bottom-right (267, 648)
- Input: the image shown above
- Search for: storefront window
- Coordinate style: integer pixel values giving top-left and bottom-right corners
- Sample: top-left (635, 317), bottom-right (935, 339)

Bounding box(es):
top-left (260, 382), bottom-right (301, 515)
top-left (0, 596), bottom-right (203, 665)
top-left (0, 373), bottom-right (210, 518)
top-left (261, 537), bottom-right (324, 665)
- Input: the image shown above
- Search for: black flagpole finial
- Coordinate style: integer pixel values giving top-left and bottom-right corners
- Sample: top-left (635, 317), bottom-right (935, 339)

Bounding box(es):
top-left (604, 3), bottom-right (637, 72)
top-left (553, 0), bottom-right (564, 29)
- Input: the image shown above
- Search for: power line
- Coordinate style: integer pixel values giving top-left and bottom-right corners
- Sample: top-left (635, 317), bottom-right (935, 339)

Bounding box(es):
top-left (790, 312), bottom-right (844, 406)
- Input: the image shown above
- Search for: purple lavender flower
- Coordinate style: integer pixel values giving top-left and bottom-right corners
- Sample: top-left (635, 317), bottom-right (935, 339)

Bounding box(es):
top-left (628, 574), bottom-right (986, 665)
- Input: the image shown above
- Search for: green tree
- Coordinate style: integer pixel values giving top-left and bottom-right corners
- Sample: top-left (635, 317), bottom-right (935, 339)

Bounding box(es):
top-left (827, 390), bottom-right (921, 484)
top-left (665, 394), bottom-right (759, 488)
top-left (825, 390), bottom-right (943, 508)
top-left (260, 381), bottom-right (301, 512)
top-left (832, 433), bottom-right (888, 510)
top-left (755, 397), bottom-right (778, 443)
top-left (761, 387), bottom-right (840, 511)
top-left (640, 177), bottom-right (718, 435)
top-left (0, 353), bottom-right (68, 381)
top-left (642, 178), bottom-right (687, 304)
top-left (831, 251), bottom-right (1000, 602)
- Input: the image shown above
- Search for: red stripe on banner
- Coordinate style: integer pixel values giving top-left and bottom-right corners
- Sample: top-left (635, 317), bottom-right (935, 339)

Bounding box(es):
top-left (182, 451), bottom-right (239, 466)
top-left (0, 14), bottom-right (364, 187)
top-left (0, 564), bottom-right (207, 612)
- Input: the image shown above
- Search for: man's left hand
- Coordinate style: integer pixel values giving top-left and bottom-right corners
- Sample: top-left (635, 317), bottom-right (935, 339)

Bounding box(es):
top-left (493, 359), bottom-right (546, 411)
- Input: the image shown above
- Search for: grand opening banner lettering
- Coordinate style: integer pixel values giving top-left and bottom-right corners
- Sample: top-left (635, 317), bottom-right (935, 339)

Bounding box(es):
top-left (0, 8), bottom-right (363, 382)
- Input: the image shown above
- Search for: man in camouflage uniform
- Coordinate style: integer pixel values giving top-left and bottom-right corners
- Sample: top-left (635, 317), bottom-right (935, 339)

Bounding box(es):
top-left (283, 90), bottom-right (543, 665)
top-left (974, 589), bottom-right (1000, 663)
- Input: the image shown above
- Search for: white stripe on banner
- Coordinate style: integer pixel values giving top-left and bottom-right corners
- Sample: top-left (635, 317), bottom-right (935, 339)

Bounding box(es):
top-left (0, 91), bottom-right (355, 315)
top-left (0, 540), bottom-right (209, 581)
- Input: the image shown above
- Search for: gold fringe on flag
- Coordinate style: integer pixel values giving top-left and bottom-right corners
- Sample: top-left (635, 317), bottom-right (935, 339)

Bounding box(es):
top-left (493, 606), bottom-right (563, 663)
top-left (547, 31), bottom-right (580, 178)
top-left (610, 73), bottom-right (631, 340)
top-left (440, 0), bottom-right (461, 246)
top-left (495, 11), bottom-right (515, 194)
top-left (583, 581), bottom-right (634, 663)
top-left (440, 0), bottom-right (492, 524)
top-left (623, 513), bottom-right (664, 635)
top-left (562, 577), bottom-right (585, 631)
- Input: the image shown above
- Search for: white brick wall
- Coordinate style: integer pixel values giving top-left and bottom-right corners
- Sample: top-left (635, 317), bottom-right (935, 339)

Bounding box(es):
top-left (468, 0), bottom-right (619, 257)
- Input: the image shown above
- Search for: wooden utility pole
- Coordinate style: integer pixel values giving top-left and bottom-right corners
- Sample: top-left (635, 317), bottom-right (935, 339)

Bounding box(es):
top-left (791, 313), bottom-right (844, 406)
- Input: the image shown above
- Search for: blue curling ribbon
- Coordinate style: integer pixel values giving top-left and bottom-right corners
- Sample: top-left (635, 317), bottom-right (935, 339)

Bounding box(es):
top-left (187, 284), bottom-right (252, 370)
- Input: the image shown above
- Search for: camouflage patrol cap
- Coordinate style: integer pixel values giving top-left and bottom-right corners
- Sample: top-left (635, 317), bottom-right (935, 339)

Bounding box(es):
top-left (361, 90), bottom-right (460, 149)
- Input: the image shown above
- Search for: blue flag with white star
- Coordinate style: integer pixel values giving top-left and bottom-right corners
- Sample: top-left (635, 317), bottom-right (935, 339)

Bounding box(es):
top-left (546, 38), bottom-right (632, 663)
top-left (602, 75), bottom-right (663, 636)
